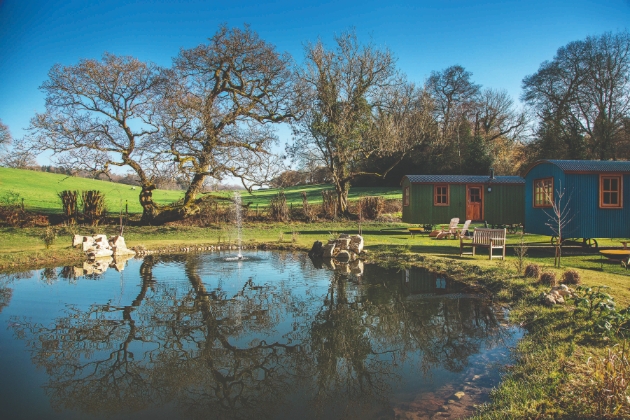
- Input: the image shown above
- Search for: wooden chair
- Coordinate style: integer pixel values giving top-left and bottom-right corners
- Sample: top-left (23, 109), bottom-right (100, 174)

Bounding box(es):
top-left (436, 218), bottom-right (460, 239)
top-left (456, 220), bottom-right (472, 239)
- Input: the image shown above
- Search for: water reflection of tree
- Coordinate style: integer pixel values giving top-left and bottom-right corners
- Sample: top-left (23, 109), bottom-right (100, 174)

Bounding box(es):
top-left (0, 270), bottom-right (32, 313)
top-left (10, 254), bottom-right (511, 419)
top-left (307, 270), bottom-right (396, 418)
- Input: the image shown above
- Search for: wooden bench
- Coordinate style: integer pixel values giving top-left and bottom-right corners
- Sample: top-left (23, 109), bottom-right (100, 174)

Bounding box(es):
top-left (460, 228), bottom-right (506, 260)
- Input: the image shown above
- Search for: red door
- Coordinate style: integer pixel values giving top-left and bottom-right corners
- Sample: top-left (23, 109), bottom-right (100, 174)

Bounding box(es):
top-left (466, 185), bottom-right (483, 221)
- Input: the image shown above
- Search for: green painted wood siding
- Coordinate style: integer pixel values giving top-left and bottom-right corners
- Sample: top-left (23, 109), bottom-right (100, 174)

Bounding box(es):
top-left (402, 181), bottom-right (465, 224)
top-left (402, 180), bottom-right (525, 225)
top-left (484, 184), bottom-right (525, 225)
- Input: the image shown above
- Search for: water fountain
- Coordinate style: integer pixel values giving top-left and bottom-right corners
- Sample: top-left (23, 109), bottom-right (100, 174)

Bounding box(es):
top-left (224, 191), bottom-right (246, 261)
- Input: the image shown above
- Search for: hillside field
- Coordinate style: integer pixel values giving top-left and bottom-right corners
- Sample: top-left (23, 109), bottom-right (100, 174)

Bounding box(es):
top-left (0, 167), bottom-right (401, 214)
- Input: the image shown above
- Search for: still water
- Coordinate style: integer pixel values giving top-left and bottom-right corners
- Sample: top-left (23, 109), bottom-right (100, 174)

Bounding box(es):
top-left (0, 251), bottom-right (521, 420)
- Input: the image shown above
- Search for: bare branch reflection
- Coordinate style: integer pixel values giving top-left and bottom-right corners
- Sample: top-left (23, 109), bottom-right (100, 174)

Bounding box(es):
top-left (10, 253), bottom-right (514, 419)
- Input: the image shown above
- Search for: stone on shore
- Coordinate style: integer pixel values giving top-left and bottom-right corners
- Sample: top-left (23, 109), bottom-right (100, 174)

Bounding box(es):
top-left (349, 235), bottom-right (364, 254)
top-left (336, 237), bottom-right (351, 250)
top-left (323, 243), bottom-right (336, 258)
top-left (82, 241), bottom-right (96, 252)
top-left (72, 235), bottom-right (86, 247)
top-left (109, 235), bottom-right (136, 256)
top-left (308, 241), bottom-right (324, 258)
top-left (336, 250), bottom-right (351, 262)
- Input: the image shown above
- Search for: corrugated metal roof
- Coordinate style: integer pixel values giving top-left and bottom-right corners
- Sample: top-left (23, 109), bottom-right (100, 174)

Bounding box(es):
top-left (404, 175), bottom-right (525, 184)
top-left (526, 160), bottom-right (630, 175)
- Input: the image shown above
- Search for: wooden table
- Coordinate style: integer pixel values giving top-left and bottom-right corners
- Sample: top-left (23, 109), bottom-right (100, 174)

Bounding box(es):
top-left (599, 249), bottom-right (630, 270)
top-left (600, 250), bottom-right (630, 260)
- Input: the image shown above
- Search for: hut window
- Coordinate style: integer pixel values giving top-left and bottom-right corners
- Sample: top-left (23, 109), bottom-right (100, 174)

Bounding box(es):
top-left (600, 175), bottom-right (622, 208)
top-left (403, 186), bottom-right (410, 206)
top-left (434, 185), bottom-right (449, 206)
top-left (533, 178), bottom-right (553, 207)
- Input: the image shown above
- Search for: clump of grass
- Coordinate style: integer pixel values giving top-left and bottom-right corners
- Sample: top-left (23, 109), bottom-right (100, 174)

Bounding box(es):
top-left (524, 263), bottom-right (541, 279)
top-left (39, 226), bottom-right (57, 249)
top-left (562, 269), bottom-right (581, 285)
top-left (568, 345), bottom-right (630, 417)
top-left (540, 271), bottom-right (557, 287)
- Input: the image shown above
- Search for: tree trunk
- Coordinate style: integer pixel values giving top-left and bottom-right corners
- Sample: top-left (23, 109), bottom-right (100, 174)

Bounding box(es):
top-left (139, 176), bottom-right (205, 225)
top-left (139, 184), bottom-right (159, 224)
top-left (335, 180), bottom-right (350, 216)
top-left (184, 173), bottom-right (206, 207)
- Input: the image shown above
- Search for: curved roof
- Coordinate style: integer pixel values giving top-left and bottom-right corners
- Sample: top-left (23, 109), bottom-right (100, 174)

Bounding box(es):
top-left (403, 175), bottom-right (524, 185)
top-left (524, 160), bottom-right (630, 176)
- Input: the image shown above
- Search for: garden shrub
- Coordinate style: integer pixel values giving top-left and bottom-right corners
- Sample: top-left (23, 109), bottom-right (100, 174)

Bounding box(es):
top-left (562, 269), bottom-right (581, 285)
top-left (58, 190), bottom-right (78, 225)
top-left (524, 263), bottom-right (541, 279)
top-left (81, 190), bottom-right (106, 226)
top-left (358, 196), bottom-right (383, 220)
top-left (540, 271), bottom-right (557, 286)
top-left (321, 190), bottom-right (337, 219)
top-left (269, 191), bottom-right (289, 222)
top-left (301, 191), bottom-right (316, 222)
top-left (0, 190), bottom-right (24, 227)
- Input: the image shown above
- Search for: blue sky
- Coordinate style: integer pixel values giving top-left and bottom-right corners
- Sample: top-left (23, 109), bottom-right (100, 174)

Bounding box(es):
top-left (1, 0), bottom-right (629, 159)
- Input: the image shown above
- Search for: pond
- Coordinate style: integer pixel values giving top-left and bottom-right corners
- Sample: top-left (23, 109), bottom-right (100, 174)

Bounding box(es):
top-left (0, 251), bottom-right (522, 420)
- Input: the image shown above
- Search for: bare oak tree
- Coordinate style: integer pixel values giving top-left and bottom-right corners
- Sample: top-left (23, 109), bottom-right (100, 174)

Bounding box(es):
top-left (0, 119), bottom-right (10, 150)
top-left (288, 31), bottom-right (401, 215)
top-left (27, 53), bottom-right (167, 222)
top-left (426, 65), bottom-right (480, 143)
top-left (473, 88), bottom-right (526, 142)
top-left (0, 119), bottom-right (13, 165)
top-left (153, 25), bottom-right (296, 221)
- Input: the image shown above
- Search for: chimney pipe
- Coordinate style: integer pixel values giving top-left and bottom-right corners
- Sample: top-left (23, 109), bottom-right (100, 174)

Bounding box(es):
top-left (489, 168), bottom-right (495, 179)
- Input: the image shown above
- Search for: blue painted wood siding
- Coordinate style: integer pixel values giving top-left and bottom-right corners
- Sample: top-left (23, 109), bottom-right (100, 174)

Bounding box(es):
top-left (525, 163), bottom-right (630, 238)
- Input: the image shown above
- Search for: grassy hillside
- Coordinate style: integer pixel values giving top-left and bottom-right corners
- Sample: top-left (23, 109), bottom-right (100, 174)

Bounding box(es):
top-left (0, 167), bottom-right (402, 214)
top-left (0, 167), bottom-right (184, 214)
top-left (240, 184), bottom-right (401, 208)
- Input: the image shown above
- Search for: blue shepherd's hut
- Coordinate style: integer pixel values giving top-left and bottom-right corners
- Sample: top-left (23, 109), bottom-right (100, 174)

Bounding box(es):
top-left (523, 160), bottom-right (630, 245)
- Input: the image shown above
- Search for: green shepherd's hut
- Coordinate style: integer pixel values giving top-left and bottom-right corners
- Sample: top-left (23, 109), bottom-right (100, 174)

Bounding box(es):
top-left (401, 170), bottom-right (525, 226)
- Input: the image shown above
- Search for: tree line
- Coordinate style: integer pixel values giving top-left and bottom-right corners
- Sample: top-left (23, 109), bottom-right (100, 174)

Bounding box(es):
top-left (1, 26), bottom-right (629, 223)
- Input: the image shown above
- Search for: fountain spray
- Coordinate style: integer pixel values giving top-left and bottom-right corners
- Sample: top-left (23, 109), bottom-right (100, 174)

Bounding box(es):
top-left (234, 191), bottom-right (243, 259)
